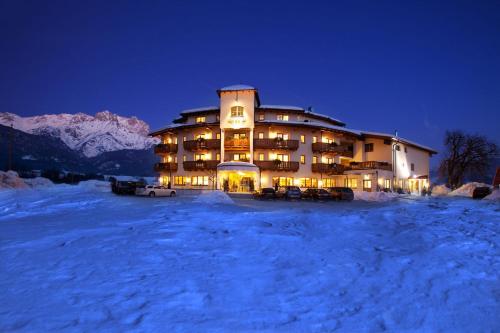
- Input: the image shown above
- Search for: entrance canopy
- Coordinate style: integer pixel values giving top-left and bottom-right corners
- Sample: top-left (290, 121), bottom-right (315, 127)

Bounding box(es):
top-left (217, 162), bottom-right (259, 192)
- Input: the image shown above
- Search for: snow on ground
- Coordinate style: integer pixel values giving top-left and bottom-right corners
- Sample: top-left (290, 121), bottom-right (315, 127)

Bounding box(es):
top-left (431, 184), bottom-right (451, 196)
top-left (484, 189), bottom-right (500, 201)
top-left (449, 182), bottom-right (492, 197)
top-left (193, 190), bottom-right (234, 205)
top-left (354, 191), bottom-right (398, 202)
top-left (0, 171), bottom-right (29, 189)
top-left (1, 184), bottom-right (499, 332)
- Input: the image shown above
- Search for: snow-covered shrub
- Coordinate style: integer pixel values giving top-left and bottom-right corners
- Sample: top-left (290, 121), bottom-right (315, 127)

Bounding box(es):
top-left (484, 189), bottom-right (500, 201)
top-left (431, 184), bottom-right (451, 196)
top-left (23, 177), bottom-right (54, 188)
top-left (354, 191), bottom-right (398, 202)
top-left (0, 171), bottom-right (29, 189)
top-left (449, 182), bottom-right (492, 197)
top-left (193, 190), bottom-right (234, 205)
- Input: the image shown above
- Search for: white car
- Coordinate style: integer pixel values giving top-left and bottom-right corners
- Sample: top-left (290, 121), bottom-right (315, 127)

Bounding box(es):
top-left (135, 185), bottom-right (176, 197)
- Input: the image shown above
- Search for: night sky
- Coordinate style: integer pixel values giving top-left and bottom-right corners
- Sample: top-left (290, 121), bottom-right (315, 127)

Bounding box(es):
top-left (1, 0), bottom-right (499, 163)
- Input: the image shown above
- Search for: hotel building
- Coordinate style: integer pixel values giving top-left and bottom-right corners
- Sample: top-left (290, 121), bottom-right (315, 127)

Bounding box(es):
top-left (149, 85), bottom-right (436, 193)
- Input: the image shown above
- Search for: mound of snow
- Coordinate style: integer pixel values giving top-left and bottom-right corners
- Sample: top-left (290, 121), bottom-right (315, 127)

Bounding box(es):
top-left (354, 191), bottom-right (398, 202)
top-left (77, 180), bottom-right (111, 192)
top-left (193, 191), bottom-right (234, 205)
top-left (431, 184), bottom-right (451, 196)
top-left (483, 189), bottom-right (500, 201)
top-left (449, 182), bottom-right (492, 197)
top-left (23, 177), bottom-right (54, 188)
top-left (0, 171), bottom-right (29, 189)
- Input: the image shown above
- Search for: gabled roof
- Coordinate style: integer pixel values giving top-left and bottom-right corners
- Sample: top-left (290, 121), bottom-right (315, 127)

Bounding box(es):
top-left (216, 84), bottom-right (260, 105)
top-left (361, 131), bottom-right (437, 154)
top-left (257, 105), bottom-right (346, 127)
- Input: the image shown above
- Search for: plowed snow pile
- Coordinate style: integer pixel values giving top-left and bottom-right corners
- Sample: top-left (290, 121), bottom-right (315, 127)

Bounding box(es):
top-left (431, 185), bottom-right (451, 196)
top-left (484, 189), bottom-right (500, 201)
top-left (0, 171), bottom-right (29, 189)
top-left (354, 191), bottom-right (398, 202)
top-left (24, 177), bottom-right (54, 188)
top-left (193, 190), bottom-right (234, 204)
top-left (449, 182), bottom-right (492, 197)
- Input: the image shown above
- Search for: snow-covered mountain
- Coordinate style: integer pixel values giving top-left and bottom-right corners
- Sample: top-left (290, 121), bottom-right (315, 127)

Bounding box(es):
top-left (0, 111), bottom-right (158, 157)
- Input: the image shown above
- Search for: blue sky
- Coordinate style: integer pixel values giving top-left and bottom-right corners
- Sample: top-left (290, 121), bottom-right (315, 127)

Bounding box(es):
top-left (1, 0), bottom-right (499, 163)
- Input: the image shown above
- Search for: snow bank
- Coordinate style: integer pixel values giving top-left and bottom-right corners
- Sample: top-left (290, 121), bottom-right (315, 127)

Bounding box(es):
top-left (0, 171), bottom-right (29, 189)
top-left (23, 177), bottom-right (54, 188)
top-left (449, 182), bottom-right (492, 197)
top-left (76, 180), bottom-right (111, 192)
top-left (484, 189), bottom-right (500, 201)
top-left (193, 190), bottom-right (234, 205)
top-left (354, 191), bottom-right (398, 202)
top-left (431, 184), bottom-right (451, 196)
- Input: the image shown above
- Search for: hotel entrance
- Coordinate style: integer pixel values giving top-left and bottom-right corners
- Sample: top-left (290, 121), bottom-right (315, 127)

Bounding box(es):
top-left (217, 162), bottom-right (259, 193)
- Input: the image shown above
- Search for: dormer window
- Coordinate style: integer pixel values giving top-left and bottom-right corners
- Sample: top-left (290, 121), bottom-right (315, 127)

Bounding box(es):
top-left (258, 113), bottom-right (265, 121)
top-left (196, 116), bottom-right (206, 123)
top-left (231, 106), bottom-right (244, 117)
top-left (277, 114), bottom-right (289, 121)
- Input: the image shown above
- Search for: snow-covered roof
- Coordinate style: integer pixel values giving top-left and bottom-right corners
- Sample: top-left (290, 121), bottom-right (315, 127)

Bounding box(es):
top-left (256, 120), bottom-right (362, 136)
top-left (360, 131), bottom-right (437, 153)
top-left (218, 84), bottom-right (256, 92)
top-left (259, 105), bottom-right (304, 111)
top-left (180, 106), bottom-right (219, 115)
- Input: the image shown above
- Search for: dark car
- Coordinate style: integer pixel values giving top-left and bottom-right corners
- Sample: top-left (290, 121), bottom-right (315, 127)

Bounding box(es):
top-left (302, 188), bottom-right (331, 200)
top-left (472, 186), bottom-right (492, 199)
top-left (328, 187), bottom-right (354, 201)
top-left (253, 187), bottom-right (277, 200)
top-left (111, 180), bottom-right (145, 195)
top-left (277, 186), bottom-right (302, 200)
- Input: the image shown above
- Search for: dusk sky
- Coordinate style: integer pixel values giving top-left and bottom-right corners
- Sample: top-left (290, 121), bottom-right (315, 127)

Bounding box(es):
top-left (1, 0), bottom-right (499, 162)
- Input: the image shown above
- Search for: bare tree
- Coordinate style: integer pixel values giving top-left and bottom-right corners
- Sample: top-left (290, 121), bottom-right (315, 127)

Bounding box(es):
top-left (439, 130), bottom-right (498, 189)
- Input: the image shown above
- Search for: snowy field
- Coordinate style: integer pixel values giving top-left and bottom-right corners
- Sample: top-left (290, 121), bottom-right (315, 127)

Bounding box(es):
top-left (1, 182), bottom-right (499, 332)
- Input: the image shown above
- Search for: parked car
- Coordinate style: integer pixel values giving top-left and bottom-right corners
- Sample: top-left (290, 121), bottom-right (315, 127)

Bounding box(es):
top-left (277, 186), bottom-right (302, 200)
top-left (301, 188), bottom-right (331, 200)
top-left (328, 187), bottom-right (354, 201)
top-left (253, 187), bottom-right (277, 200)
top-left (111, 180), bottom-right (145, 195)
top-left (135, 185), bottom-right (176, 197)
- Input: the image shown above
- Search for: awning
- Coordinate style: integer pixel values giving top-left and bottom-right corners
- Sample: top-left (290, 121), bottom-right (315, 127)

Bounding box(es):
top-left (217, 162), bottom-right (259, 172)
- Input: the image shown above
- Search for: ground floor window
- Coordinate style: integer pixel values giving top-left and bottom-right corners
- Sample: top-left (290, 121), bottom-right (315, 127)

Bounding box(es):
top-left (272, 177), bottom-right (293, 187)
top-left (363, 179), bottom-right (372, 191)
top-left (300, 178), bottom-right (318, 188)
top-left (174, 176), bottom-right (186, 186)
top-left (192, 176), bottom-right (209, 186)
top-left (323, 178), bottom-right (336, 188)
top-left (344, 178), bottom-right (358, 189)
top-left (384, 179), bottom-right (391, 189)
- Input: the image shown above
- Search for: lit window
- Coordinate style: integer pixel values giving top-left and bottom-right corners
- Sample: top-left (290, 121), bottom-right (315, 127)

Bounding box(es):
top-left (196, 116), bottom-right (206, 123)
top-left (174, 156), bottom-right (177, 163)
top-left (192, 176), bottom-right (209, 186)
top-left (300, 155), bottom-right (305, 164)
top-left (272, 177), bottom-right (294, 187)
top-left (183, 136), bottom-right (187, 142)
top-left (258, 132), bottom-right (264, 139)
top-left (300, 135), bottom-right (305, 143)
top-left (196, 134), bottom-right (205, 139)
top-left (299, 178), bottom-right (318, 188)
top-left (344, 178), bottom-right (358, 189)
top-left (385, 179), bottom-right (391, 189)
top-left (230, 106), bottom-right (244, 117)
top-left (276, 154), bottom-right (289, 162)
top-left (365, 143), bottom-right (374, 152)
top-left (174, 137), bottom-right (178, 144)
top-left (323, 179), bottom-right (335, 187)
top-left (277, 114), bottom-right (289, 121)
top-left (312, 136), bottom-right (317, 143)
top-left (216, 133), bottom-right (221, 139)
top-left (363, 179), bottom-right (372, 190)
top-left (216, 153), bottom-right (220, 161)
top-left (174, 176), bottom-right (186, 185)
top-left (258, 113), bottom-right (265, 121)
top-left (183, 155), bottom-right (186, 162)
top-left (195, 154), bottom-right (205, 161)
top-left (259, 153), bottom-right (265, 161)
top-left (313, 156), bottom-right (318, 164)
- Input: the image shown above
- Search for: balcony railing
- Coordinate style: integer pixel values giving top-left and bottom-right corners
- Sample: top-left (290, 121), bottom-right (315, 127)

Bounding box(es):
top-left (349, 161), bottom-right (392, 171)
top-left (154, 143), bottom-right (178, 154)
top-left (224, 138), bottom-right (249, 150)
top-left (311, 142), bottom-right (353, 157)
top-left (254, 138), bottom-right (299, 150)
top-left (183, 139), bottom-right (220, 151)
top-left (254, 160), bottom-right (300, 172)
top-left (183, 160), bottom-right (219, 171)
top-left (154, 162), bottom-right (178, 172)
top-left (311, 163), bottom-right (349, 174)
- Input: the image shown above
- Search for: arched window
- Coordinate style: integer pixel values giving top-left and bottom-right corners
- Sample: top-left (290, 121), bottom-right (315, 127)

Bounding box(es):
top-left (230, 106), bottom-right (244, 117)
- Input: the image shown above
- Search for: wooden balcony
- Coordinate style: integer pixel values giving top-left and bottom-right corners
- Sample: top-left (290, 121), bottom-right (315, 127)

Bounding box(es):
top-left (254, 160), bottom-right (300, 172)
top-left (311, 142), bottom-right (353, 157)
top-left (154, 143), bottom-right (178, 154)
top-left (349, 161), bottom-right (392, 171)
top-left (224, 138), bottom-right (249, 150)
top-left (311, 163), bottom-right (349, 174)
top-left (154, 162), bottom-right (178, 172)
top-left (254, 138), bottom-right (299, 150)
top-left (183, 139), bottom-right (220, 151)
top-left (183, 160), bottom-right (219, 171)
